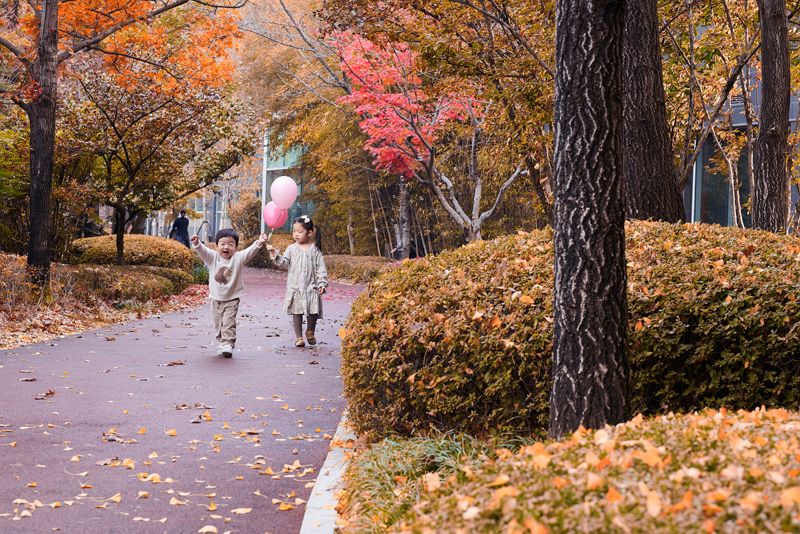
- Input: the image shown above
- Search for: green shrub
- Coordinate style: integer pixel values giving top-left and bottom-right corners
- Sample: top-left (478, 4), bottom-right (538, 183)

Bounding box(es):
top-left (341, 221), bottom-right (800, 439)
top-left (192, 263), bottom-right (209, 285)
top-left (341, 409), bottom-right (800, 533)
top-left (70, 234), bottom-right (198, 272)
top-left (325, 255), bottom-right (397, 284)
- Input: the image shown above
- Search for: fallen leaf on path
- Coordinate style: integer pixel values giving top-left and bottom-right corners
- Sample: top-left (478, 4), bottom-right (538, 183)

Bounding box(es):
top-left (231, 508), bottom-right (251, 514)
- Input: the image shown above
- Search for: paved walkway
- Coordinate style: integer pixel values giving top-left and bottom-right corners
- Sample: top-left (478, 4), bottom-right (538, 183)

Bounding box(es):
top-left (0, 268), bottom-right (362, 534)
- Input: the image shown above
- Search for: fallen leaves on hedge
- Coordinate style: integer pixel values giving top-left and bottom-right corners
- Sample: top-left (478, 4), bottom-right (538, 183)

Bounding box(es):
top-left (340, 408), bottom-right (800, 533)
top-left (342, 221), bottom-right (800, 438)
top-left (324, 255), bottom-right (398, 284)
top-left (0, 253), bottom-right (207, 350)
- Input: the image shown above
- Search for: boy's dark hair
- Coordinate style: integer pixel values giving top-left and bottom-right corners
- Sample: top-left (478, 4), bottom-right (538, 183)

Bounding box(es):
top-left (179, 209), bottom-right (186, 216)
top-left (293, 215), bottom-right (322, 252)
top-left (215, 228), bottom-right (239, 246)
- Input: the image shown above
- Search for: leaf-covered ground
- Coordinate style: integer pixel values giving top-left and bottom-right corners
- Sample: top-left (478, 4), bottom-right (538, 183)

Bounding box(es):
top-left (340, 408), bottom-right (800, 533)
top-left (0, 269), bottom-right (361, 532)
top-left (0, 253), bottom-right (207, 350)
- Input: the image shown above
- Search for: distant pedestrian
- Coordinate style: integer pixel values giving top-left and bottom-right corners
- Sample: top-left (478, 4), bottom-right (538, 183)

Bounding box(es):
top-left (267, 216), bottom-right (328, 348)
top-left (191, 229), bottom-right (268, 358)
top-left (170, 210), bottom-right (191, 248)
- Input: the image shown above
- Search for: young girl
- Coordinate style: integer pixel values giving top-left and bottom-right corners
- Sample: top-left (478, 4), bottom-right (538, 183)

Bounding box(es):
top-left (267, 216), bottom-right (329, 347)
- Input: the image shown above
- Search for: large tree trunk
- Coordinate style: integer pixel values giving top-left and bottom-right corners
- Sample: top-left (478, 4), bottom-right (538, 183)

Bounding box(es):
top-left (549, 0), bottom-right (630, 438)
top-left (753, 0), bottom-right (790, 231)
top-left (114, 205), bottom-right (126, 265)
top-left (26, 0), bottom-right (59, 286)
top-left (622, 0), bottom-right (684, 222)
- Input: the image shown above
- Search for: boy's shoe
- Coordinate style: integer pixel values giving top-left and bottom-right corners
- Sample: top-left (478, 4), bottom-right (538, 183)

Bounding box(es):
top-left (221, 344), bottom-right (233, 358)
top-left (216, 343), bottom-right (225, 356)
top-left (305, 330), bottom-right (317, 346)
top-left (295, 338), bottom-right (305, 348)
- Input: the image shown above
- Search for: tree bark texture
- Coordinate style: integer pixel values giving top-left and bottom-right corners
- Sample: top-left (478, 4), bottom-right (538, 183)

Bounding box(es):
top-left (347, 209), bottom-right (356, 255)
top-left (549, 0), bottom-right (630, 438)
top-left (26, 0), bottom-right (59, 285)
top-left (622, 0), bottom-right (685, 222)
top-left (114, 205), bottom-right (126, 265)
top-left (753, 0), bottom-right (790, 232)
top-left (397, 181), bottom-right (412, 259)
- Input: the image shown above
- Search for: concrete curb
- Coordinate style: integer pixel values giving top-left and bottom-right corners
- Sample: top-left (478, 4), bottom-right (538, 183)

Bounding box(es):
top-left (299, 412), bottom-right (356, 534)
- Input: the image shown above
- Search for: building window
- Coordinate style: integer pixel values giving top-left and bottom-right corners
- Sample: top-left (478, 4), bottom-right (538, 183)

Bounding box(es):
top-left (690, 138), bottom-right (751, 228)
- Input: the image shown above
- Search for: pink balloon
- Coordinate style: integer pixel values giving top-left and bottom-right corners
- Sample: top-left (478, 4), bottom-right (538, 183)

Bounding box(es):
top-left (270, 176), bottom-right (298, 209)
top-left (263, 201), bottom-right (288, 229)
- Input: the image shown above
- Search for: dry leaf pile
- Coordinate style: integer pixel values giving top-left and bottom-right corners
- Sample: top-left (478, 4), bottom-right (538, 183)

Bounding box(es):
top-left (340, 408), bottom-right (800, 533)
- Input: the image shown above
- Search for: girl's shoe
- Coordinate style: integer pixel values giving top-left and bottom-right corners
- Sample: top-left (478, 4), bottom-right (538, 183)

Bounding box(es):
top-left (295, 338), bottom-right (305, 348)
top-left (305, 330), bottom-right (317, 346)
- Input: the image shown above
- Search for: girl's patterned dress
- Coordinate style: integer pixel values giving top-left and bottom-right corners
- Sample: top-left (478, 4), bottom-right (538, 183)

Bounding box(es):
top-left (273, 243), bottom-right (329, 317)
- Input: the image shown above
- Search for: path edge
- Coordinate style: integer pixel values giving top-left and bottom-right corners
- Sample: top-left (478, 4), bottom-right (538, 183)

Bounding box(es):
top-left (299, 411), bottom-right (355, 534)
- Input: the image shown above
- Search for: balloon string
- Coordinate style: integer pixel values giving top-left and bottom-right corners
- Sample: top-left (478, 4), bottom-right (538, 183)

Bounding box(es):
top-left (267, 230), bottom-right (273, 242)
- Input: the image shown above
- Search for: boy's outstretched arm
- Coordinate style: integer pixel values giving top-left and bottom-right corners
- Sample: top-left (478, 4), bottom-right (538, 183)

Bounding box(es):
top-left (191, 235), bottom-right (215, 266)
top-left (241, 233), bottom-right (269, 265)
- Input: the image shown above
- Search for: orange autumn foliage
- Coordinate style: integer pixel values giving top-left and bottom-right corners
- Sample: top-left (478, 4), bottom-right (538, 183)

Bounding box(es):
top-left (14, 1), bottom-right (240, 96)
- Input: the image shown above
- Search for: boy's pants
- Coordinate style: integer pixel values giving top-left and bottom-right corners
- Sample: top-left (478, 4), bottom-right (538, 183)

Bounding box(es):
top-left (212, 298), bottom-right (239, 347)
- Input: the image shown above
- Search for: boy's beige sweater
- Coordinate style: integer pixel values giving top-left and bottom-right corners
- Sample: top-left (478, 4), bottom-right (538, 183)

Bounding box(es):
top-left (192, 241), bottom-right (263, 301)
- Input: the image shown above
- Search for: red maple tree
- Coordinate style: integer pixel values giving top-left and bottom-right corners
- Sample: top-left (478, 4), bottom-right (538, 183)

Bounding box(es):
top-left (336, 31), bottom-right (523, 241)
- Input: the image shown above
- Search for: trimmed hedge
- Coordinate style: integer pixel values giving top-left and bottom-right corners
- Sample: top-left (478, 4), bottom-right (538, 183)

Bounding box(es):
top-left (66, 264), bottom-right (193, 303)
top-left (341, 221), bottom-right (800, 439)
top-left (70, 234), bottom-right (197, 272)
top-left (325, 255), bottom-right (397, 284)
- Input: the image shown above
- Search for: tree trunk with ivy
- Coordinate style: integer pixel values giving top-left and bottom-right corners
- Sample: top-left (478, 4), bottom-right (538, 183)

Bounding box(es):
top-left (549, 0), bottom-right (630, 438)
top-left (622, 0), bottom-right (684, 222)
top-left (753, 0), bottom-right (790, 232)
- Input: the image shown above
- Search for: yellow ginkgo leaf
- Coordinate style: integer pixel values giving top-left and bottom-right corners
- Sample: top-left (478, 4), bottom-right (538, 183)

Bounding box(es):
top-left (231, 507), bottom-right (252, 514)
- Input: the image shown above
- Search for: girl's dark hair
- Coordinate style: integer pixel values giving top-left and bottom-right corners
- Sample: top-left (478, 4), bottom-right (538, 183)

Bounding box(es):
top-left (294, 216), bottom-right (322, 252)
top-left (215, 228), bottom-right (239, 246)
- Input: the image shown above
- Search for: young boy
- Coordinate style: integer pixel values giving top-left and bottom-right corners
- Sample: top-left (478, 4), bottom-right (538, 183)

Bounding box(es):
top-left (191, 229), bottom-right (268, 358)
